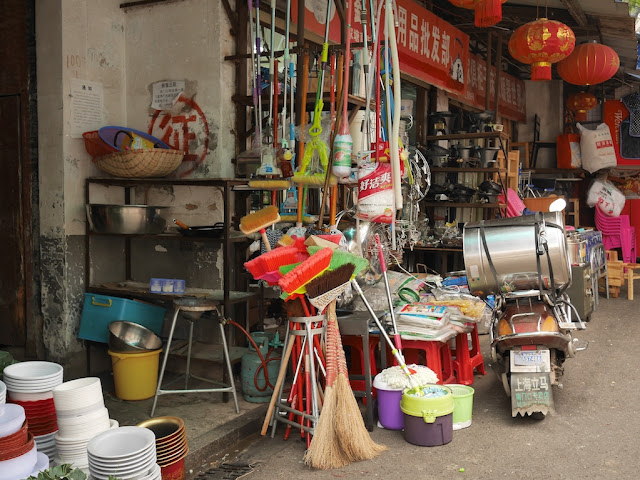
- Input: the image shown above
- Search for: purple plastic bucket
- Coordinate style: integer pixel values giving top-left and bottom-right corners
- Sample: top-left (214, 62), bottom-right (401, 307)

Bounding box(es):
top-left (403, 412), bottom-right (453, 446)
top-left (376, 388), bottom-right (404, 430)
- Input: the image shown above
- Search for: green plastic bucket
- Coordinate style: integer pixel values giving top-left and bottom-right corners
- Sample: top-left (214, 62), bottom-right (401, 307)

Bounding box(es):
top-left (449, 384), bottom-right (475, 430)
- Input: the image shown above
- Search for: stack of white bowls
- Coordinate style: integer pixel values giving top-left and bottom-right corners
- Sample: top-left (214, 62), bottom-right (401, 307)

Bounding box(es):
top-left (87, 426), bottom-right (161, 480)
top-left (0, 380), bottom-right (6, 404)
top-left (3, 361), bottom-right (64, 462)
top-left (53, 377), bottom-right (117, 473)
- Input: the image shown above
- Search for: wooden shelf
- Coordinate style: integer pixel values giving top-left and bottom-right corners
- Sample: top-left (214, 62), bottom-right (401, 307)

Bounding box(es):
top-left (87, 283), bottom-right (258, 306)
top-left (424, 132), bottom-right (510, 142)
top-left (422, 202), bottom-right (506, 208)
top-left (87, 232), bottom-right (248, 243)
top-left (404, 246), bottom-right (463, 252)
top-left (430, 167), bottom-right (506, 173)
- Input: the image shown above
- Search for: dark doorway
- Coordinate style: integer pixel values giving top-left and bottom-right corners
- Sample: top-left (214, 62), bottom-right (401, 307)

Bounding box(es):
top-left (0, 0), bottom-right (37, 352)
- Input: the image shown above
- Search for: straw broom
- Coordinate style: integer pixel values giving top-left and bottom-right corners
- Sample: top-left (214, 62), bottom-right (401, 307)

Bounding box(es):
top-left (303, 300), bottom-right (386, 469)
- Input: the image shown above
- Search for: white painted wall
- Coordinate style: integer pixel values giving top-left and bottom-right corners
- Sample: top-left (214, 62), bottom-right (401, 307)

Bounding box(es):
top-left (36, 0), bottom-right (238, 366)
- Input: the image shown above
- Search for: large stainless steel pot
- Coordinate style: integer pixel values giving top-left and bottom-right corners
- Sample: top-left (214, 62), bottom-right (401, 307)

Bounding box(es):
top-left (463, 212), bottom-right (571, 295)
top-left (86, 204), bottom-right (168, 234)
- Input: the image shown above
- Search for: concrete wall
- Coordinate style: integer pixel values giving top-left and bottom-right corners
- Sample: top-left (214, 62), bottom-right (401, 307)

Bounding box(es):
top-left (35, 0), bottom-right (237, 371)
top-left (517, 80), bottom-right (564, 169)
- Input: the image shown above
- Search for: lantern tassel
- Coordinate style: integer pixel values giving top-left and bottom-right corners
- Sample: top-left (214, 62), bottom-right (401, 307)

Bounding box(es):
top-left (475, 0), bottom-right (502, 28)
top-left (531, 62), bottom-right (552, 81)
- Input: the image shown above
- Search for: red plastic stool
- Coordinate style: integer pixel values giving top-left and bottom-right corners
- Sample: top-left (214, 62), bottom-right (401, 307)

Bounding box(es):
top-left (342, 335), bottom-right (380, 397)
top-left (451, 323), bottom-right (486, 385)
top-left (395, 339), bottom-right (456, 385)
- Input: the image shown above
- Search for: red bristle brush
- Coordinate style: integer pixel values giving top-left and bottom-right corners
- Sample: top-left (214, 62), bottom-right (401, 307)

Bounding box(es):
top-left (279, 248), bottom-right (333, 295)
top-left (244, 257), bottom-right (267, 280)
top-left (259, 246), bottom-right (300, 273)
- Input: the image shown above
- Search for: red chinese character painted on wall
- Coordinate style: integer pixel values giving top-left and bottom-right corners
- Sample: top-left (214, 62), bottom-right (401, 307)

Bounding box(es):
top-left (148, 94), bottom-right (210, 177)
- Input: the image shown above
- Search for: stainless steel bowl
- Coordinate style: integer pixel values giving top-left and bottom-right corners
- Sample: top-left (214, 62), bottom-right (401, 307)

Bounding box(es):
top-left (108, 321), bottom-right (163, 353)
top-left (86, 204), bottom-right (168, 234)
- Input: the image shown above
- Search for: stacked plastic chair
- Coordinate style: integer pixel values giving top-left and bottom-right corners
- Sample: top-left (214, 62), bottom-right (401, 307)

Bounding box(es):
top-left (594, 206), bottom-right (637, 264)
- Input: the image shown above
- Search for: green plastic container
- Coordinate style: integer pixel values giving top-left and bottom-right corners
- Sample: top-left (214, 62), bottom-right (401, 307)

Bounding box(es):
top-left (400, 385), bottom-right (454, 446)
top-left (449, 384), bottom-right (475, 430)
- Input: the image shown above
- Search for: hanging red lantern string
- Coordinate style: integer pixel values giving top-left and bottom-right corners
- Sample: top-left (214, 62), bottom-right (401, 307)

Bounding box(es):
top-left (557, 42), bottom-right (620, 86)
top-left (508, 18), bottom-right (576, 81)
top-left (566, 92), bottom-right (598, 122)
top-left (448, 0), bottom-right (507, 28)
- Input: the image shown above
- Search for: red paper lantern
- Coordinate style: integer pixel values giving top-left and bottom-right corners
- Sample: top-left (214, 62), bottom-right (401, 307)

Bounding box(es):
top-left (448, 0), bottom-right (507, 28)
top-left (508, 19), bottom-right (576, 81)
top-left (557, 42), bottom-right (620, 86)
top-left (566, 92), bottom-right (597, 121)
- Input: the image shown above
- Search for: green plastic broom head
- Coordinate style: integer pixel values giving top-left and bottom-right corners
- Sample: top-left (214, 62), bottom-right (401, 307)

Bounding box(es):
top-left (307, 246), bottom-right (369, 276)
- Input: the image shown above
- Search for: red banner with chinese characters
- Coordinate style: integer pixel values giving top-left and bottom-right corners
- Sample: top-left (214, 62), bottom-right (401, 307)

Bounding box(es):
top-left (450, 53), bottom-right (526, 122)
top-left (290, 0), bottom-right (469, 96)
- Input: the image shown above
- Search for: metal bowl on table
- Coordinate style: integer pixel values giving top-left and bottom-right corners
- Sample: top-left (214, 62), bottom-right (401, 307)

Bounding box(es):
top-left (86, 204), bottom-right (168, 234)
top-left (108, 321), bottom-right (163, 353)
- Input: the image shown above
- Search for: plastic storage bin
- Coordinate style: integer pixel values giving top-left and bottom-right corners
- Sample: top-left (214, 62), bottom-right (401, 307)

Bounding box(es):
top-left (401, 385), bottom-right (454, 446)
top-left (78, 293), bottom-right (166, 343)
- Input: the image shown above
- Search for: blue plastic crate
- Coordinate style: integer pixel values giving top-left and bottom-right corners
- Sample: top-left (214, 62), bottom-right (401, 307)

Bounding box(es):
top-left (78, 293), bottom-right (167, 343)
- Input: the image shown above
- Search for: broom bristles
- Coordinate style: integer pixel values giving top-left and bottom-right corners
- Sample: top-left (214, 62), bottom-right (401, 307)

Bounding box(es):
top-left (240, 206), bottom-right (281, 234)
top-left (304, 301), bottom-right (386, 470)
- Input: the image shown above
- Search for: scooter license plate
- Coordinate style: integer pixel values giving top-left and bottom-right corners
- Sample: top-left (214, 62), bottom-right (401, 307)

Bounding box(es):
top-left (510, 348), bottom-right (551, 373)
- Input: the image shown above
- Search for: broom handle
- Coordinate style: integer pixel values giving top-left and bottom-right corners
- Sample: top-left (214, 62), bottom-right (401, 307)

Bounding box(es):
top-left (296, 51), bottom-right (310, 227)
top-left (351, 279), bottom-right (421, 392)
top-left (261, 334), bottom-right (296, 435)
top-left (376, 234), bottom-right (401, 351)
top-left (316, 71), bottom-right (347, 230)
top-left (260, 229), bottom-right (272, 252)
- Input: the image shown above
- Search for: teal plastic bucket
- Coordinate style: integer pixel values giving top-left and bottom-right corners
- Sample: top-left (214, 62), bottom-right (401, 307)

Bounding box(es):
top-left (449, 384), bottom-right (475, 430)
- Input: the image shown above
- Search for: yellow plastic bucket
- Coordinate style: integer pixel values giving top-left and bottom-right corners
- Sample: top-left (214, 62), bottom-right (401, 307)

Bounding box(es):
top-left (108, 349), bottom-right (162, 400)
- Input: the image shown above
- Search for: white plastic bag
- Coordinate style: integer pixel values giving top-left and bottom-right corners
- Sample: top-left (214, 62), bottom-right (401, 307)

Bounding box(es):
top-left (577, 123), bottom-right (617, 173)
top-left (586, 179), bottom-right (626, 216)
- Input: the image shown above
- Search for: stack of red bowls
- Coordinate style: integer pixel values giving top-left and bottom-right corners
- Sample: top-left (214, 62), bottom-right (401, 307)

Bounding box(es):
top-left (137, 416), bottom-right (189, 480)
top-left (0, 404), bottom-right (49, 479)
top-left (10, 399), bottom-right (57, 436)
top-left (4, 362), bottom-right (64, 463)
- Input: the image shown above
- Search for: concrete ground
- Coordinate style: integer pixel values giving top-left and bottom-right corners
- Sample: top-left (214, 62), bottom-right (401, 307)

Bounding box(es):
top-left (104, 293), bottom-right (640, 480)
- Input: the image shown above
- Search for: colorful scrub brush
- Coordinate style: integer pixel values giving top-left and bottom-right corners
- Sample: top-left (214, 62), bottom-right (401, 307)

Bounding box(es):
top-left (305, 263), bottom-right (355, 312)
top-left (239, 205), bottom-right (281, 252)
top-left (278, 248), bottom-right (333, 295)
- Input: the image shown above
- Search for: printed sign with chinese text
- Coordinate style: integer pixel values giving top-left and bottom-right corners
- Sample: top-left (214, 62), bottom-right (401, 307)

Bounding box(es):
top-left (290, 0), bottom-right (469, 96)
top-left (450, 53), bottom-right (526, 123)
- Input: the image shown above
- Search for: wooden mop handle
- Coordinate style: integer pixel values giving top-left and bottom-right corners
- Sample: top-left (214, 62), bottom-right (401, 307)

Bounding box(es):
top-left (260, 229), bottom-right (272, 252)
top-left (261, 335), bottom-right (296, 435)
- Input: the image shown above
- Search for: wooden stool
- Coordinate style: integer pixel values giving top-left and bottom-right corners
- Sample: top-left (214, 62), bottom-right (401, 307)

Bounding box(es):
top-left (624, 263), bottom-right (640, 300)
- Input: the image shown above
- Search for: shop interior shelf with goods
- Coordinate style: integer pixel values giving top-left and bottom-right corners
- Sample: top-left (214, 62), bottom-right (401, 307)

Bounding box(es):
top-left (83, 177), bottom-right (260, 375)
top-left (406, 131), bottom-right (511, 274)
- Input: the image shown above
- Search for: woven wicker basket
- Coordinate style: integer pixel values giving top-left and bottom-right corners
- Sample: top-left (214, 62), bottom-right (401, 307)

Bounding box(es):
top-left (93, 149), bottom-right (185, 178)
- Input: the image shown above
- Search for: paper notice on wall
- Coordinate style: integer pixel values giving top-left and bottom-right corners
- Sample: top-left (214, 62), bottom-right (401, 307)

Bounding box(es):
top-left (151, 81), bottom-right (185, 110)
top-left (70, 79), bottom-right (104, 138)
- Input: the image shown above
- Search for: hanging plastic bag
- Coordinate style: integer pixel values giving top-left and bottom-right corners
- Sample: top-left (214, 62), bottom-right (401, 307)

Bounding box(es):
top-left (577, 123), bottom-right (617, 173)
top-left (586, 178), bottom-right (626, 216)
top-left (356, 161), bottom-right (394, 223)
top-left (556, 133), bottom-right (582, 169)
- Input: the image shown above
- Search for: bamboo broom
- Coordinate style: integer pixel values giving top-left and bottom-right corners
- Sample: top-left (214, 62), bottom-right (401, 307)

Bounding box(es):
top-left (303, 300), bottom-right (386, 469)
